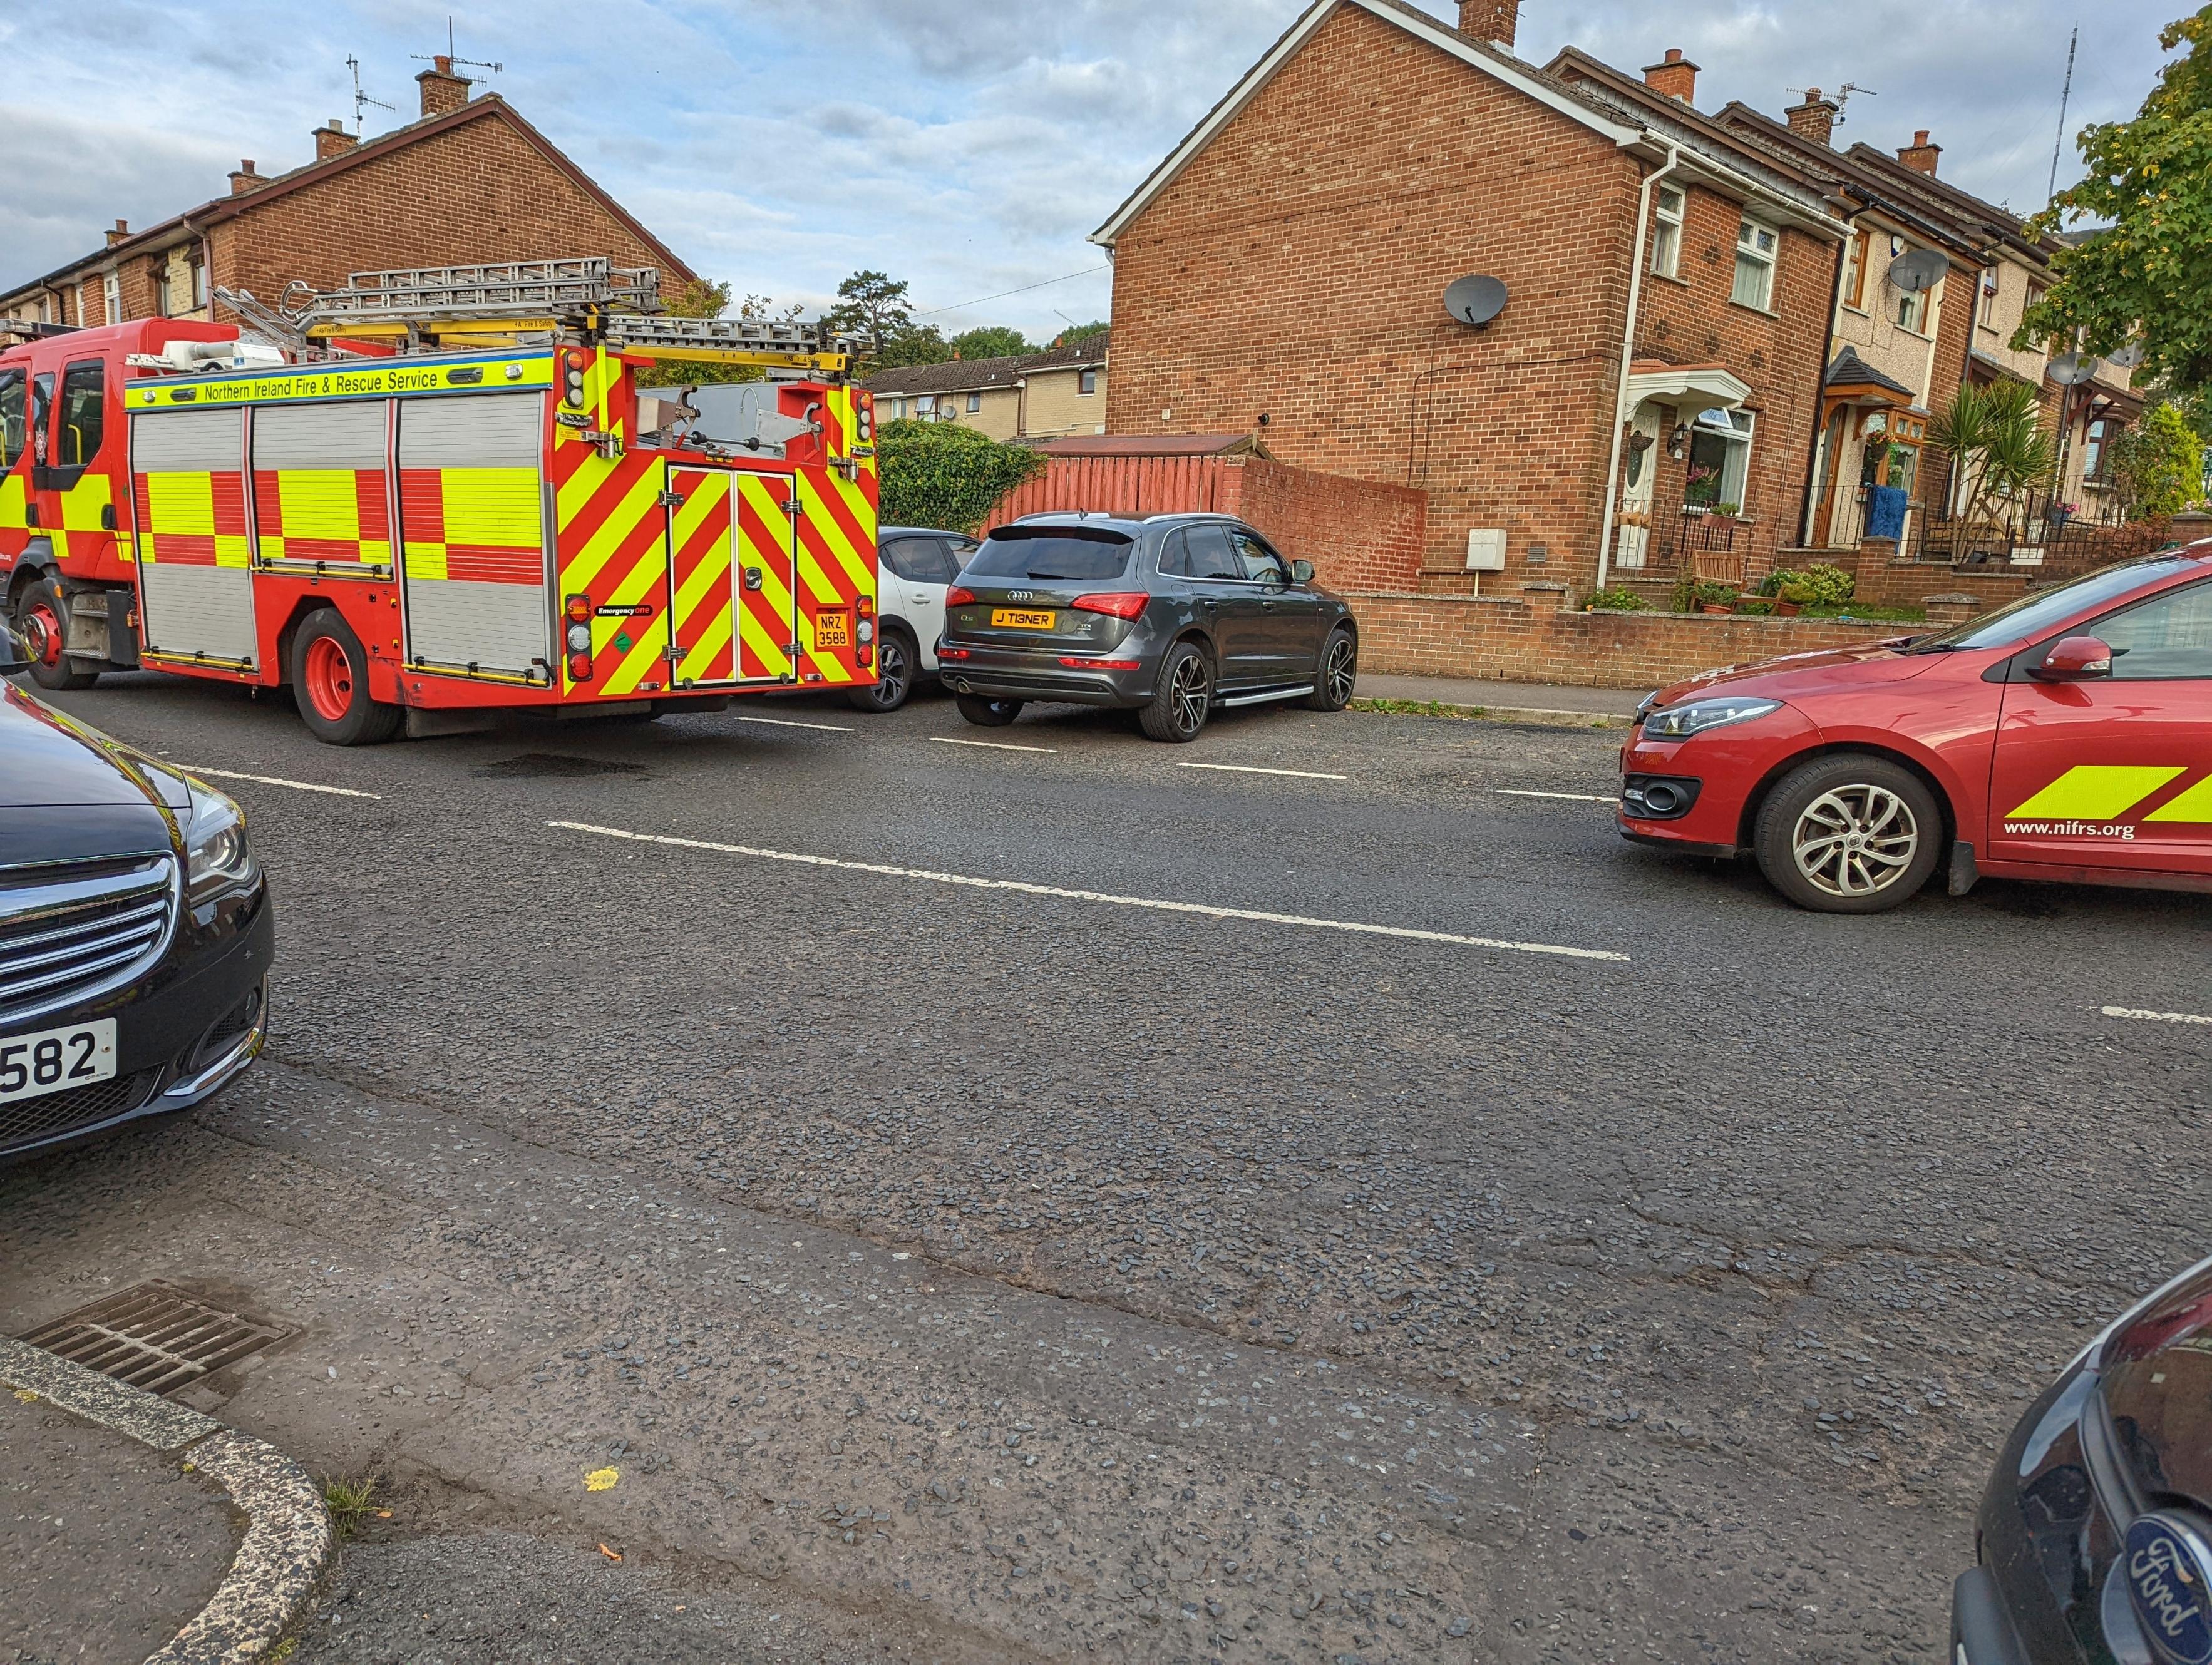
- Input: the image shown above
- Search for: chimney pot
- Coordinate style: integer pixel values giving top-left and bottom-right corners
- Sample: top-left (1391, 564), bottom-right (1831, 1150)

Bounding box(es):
top-left (1896, 129), bottom-right (1943, 176)
top-left (1642, 48), bottom-right (1700, 105)
top-left (1457, 0), bottom-right (1520, 48)
top-left (1784, 86), bottom-right (1840, 147)
top-left (228, 157), bottom-right (267, 195)
top-left (106, 218), bottom-right (130, 248)
top-left (313, 120), bottom-right (359, 162)
top-left (416, 54), bottom-right (472, 117)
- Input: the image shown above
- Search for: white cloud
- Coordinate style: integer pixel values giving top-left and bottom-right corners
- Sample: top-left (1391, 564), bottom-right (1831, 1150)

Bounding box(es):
top-left (0, 0), bottom-right (2182, 336)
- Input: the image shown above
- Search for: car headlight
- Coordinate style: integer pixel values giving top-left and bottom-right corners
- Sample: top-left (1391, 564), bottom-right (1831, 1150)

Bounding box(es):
top-left (185, 780), bottom-right (255, 896)
top-left (1639, 695), bottom-right (1782, 740)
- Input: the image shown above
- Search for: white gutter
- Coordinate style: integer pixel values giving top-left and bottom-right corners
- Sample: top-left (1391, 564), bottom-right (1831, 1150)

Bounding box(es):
top-left (1595, 143), bottom-right (1680, 594)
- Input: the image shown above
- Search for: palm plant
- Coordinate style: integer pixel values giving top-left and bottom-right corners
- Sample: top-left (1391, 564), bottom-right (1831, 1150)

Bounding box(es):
top-left (1930, 382), bottom-right (2055, 551)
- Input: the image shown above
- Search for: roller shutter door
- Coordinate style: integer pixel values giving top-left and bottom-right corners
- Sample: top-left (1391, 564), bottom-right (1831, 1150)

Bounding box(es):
top-left (396, 393), bottom-right (550, 674)
top-left (251, 401), bottom-right (391, 575)
top-left (129, 407), bottom-right (256, 666)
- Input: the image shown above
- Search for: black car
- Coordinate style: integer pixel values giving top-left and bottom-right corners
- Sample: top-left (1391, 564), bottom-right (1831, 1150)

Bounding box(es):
top-left (1955, 1251), bottom-right (2212, 1664)
top-left (936, 513), bottom-right (1359, 742)
top-left (1, 626), bottom-right (271, 1160)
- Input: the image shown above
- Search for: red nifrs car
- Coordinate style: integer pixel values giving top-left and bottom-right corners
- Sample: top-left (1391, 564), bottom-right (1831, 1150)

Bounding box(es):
top-left (1619, 548), bottom-right (2212, 913)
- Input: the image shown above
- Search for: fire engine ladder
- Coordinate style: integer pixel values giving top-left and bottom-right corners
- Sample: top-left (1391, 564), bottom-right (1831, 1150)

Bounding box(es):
top-left (228, 259), bottom-right (855, 376)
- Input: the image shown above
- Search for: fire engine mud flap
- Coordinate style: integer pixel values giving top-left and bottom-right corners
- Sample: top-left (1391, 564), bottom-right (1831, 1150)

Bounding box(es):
top-left (403, 707), bottom-right (498, 740)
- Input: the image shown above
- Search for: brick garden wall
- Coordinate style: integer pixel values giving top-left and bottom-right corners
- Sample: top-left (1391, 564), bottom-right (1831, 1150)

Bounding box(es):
top-left (1347, 588), bottom-right (1906, 689)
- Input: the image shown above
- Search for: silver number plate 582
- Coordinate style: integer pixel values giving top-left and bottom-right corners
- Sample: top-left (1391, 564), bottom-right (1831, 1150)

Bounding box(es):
top-left (0, 1018), bottom-right (118, 1104)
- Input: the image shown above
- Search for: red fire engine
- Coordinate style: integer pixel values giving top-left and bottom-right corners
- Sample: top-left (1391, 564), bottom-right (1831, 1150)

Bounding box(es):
top-left (0, 260), bottom-right (878, 743)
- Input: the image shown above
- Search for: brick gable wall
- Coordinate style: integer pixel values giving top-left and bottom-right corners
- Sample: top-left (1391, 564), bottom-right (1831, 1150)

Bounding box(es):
top-left (1104, 2), bottom-right (1644, 593)
top-left (210, 111), bottom-right (677, 315)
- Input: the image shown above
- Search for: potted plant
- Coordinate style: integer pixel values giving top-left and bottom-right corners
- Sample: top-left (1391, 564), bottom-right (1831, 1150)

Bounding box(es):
top-left (1772, 580), bottom-right (1814, 616)
top-left (1691, 579), bottom-right (1737, 615)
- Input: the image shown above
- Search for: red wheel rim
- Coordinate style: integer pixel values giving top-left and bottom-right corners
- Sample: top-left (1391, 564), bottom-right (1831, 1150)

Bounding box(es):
top-left (302, 635), bottom-right (355, 723)
top-left (24, 602), bottom-right (63, 668)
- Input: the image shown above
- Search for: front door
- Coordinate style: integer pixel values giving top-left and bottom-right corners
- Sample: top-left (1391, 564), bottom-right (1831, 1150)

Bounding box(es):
top-left (1987, 578), bottom-right (2212, 876)
top-left (729, 470), bottom-right (800, 683)
top-left (1615, 406), bottom-right (1659, 570)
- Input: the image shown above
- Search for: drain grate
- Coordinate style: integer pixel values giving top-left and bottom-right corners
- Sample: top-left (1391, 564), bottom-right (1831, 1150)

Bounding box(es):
top-left (18, 1280), bottom-right (292, 1396)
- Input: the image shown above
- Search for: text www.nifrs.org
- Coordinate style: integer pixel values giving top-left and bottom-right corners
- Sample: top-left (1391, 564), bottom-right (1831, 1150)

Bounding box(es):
top-left (2002, 821), bottom-right (2137, 841)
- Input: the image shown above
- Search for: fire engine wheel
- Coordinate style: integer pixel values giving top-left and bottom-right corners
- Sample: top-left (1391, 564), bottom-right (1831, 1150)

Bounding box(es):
top-left (16, 578), bottom-right (100, 692)
top-left (290, 611), bottom-right (401, 747)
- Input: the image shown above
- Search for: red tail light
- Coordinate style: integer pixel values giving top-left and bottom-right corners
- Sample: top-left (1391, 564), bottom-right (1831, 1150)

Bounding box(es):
top-left (940, 647), bottom-right (970, 661)
top-left (1073, 592), bottom-right (1148, 620)
top-left (1061, 657), bottom-right (1141, 670)
top-left (947, 585), bottom-right (977, 607)
top-left (566, 651), bottom-right (593, 682)
top-left (565, 593), bottom-right (594, 623)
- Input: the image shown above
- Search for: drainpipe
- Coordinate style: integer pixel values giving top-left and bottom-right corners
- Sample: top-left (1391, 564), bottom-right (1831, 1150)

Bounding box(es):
top-left (1594, 143), bottom-right (1680, 593)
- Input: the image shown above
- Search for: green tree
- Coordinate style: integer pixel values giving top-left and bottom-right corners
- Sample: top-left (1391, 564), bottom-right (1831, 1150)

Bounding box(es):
top-left (1049, 320), bottom-right (1109, 347)
top-left (872, 324), bottom-right (953, 368)
top-left (1929, 379), bottom-right (2057, 544)
top-left (824, 270), bottom-right (913, 359)
top-left (2018, 7), bottom-right (2212, 395)
top-left (947, 325), bottom-right (1034, 360)
top-left (2105, 399), bottom-right (2206, 516)
top-left (876, 418), bottom-right (1045, 534)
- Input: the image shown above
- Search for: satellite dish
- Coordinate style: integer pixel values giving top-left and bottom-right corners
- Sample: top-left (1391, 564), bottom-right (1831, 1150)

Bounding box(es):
top-left (2109, 342), bottom-right (2145, 370)
top-left (1886, 247), bottom-right (1948, 294)
top-left (1443, 274), bottom-right (1509, 329)
top-left (2049, 351), bottom-right (2100, 386)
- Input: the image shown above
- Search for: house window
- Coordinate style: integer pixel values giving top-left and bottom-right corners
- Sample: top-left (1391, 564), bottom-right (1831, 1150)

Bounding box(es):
top-left (1078, 367), bottom-right (1098, 396)
top-left (1894, 252), bottom-right (1930, 334)
top-left (1732, 219), bottom-right (1777, 310)
top-left (1841, 229), bottom-right (1870, 310)
top-left (1977, 270), bottom-right (1999, 330)
top-left (191, 255), bottom-right (208, 310)
top-left (1685, 407), bottom-right (1756, 511)
top-left (2083, 417), bottom-right (2113, 483)
top-left (102, 272), bottom-right (120, 324)
top-left (1650, 185), bottom-right (1684, 279)
top-left (965, 392), bottom-right (980, 414)
top-left (152, 261), bottom-right (173, 317)
top-left (917, 394), bottom-right (936, 416)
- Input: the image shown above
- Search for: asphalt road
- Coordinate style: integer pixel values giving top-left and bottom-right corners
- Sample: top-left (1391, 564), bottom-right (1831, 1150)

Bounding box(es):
top-left (5, 671), bottom-right (2208, 1664)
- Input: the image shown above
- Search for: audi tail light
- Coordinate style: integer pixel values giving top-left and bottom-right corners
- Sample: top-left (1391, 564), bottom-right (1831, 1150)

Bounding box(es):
top-left (1061, 657), bottom-right (1141, 670)
top-left (939, 647), bottom-right (971, 661)
top-left (1072, 592), bottom-right (1148, 619)
top-left (947, 585), bottom-right (977, 607)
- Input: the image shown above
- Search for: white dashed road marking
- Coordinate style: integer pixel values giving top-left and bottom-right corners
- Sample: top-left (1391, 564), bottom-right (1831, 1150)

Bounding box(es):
top-left (182, 766), bottom-right (381, 800)
top-left (1495, 789), bottom-right (1615, 803)
top-left (1179, 762), bottom-right (1348, 781)
top-left (930, 736), bottom-right (1059, 754)
top-left (732, 715), bottom-right (855, 733)
top-left (549, 821), bottom-right (1630, 963)
top-left (2101, 1005), bottom-right (2212, 1027)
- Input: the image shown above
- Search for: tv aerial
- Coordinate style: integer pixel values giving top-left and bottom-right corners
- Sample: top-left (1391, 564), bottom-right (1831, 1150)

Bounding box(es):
top-left (1443, 274), bottom-right (1508, 329)
top-left (347, 56), bottom-right (394, 132)
top-left (413, 16), bottom-right (503, 79)
top-left (1887, 247), bottom-right (1948, 294)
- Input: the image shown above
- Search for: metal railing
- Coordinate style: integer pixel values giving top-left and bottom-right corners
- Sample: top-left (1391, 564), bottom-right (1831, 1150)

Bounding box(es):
top-left (1653, 506), bottom-right (1744, 585)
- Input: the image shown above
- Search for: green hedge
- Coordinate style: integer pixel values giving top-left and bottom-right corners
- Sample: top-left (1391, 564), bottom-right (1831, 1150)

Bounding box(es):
top-left (876, 419), bottom-right (1047, 535)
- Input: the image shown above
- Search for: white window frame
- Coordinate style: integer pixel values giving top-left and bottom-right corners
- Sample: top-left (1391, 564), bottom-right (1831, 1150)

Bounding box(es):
top-left (1077, 367), bottom-right (1098, 396)
top-left (965, 391), bottom-right (980, 413)
top-left (1976, 269), bottom-right (1999, 332)
top-left (917, 394), bottom-right (936, 416)
top-left (1687, 406), bottom-right (1756, 512)
top-left (102, 272), bottom-right (120, 324)
top-left (1731, 218), bottom-right (1777, 312)
top-left (1650, 185), bottom-right (1684, 279)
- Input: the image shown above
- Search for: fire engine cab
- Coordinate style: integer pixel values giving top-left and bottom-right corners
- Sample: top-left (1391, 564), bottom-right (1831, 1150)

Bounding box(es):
top-left (0, 260), bottom-right (878, 743)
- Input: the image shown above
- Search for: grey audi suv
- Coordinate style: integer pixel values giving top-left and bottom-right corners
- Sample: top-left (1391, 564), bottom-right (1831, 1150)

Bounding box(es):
top-left (935, 513), bottom-right (1359, 741)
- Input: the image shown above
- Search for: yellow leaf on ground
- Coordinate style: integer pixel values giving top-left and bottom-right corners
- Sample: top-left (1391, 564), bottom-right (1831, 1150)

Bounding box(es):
top-left (598, 1542), bottom-right (624, 1562)
top-left (584, 1467), bottom-right (620, 1492)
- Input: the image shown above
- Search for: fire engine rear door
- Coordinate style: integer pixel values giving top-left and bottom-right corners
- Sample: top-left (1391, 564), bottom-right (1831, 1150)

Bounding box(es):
top-left (664, 467), bottom-right (740, 687)
top-left (128, 407), bottom-right (256, 669)
top-left (729, 472), bottom-right (800, 682)
top-left (396, 392), bottom-right (550, 679)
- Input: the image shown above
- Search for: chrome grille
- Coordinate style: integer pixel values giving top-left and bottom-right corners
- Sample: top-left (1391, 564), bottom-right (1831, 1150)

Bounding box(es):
top-left (0, 854), bottom-right (179, 1027)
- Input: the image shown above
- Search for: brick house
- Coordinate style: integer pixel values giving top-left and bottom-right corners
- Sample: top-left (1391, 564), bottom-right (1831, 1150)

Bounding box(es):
top-left (0, 58), bottom-right (690, 336)
top-left (865, 332), bottom-right (1109, 442)
top-left (1094, 0), bottom-right (1850, 603)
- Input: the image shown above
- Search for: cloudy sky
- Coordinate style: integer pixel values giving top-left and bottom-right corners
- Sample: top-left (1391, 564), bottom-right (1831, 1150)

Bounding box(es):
top-left (0, 0), bottom-right (2184, 340)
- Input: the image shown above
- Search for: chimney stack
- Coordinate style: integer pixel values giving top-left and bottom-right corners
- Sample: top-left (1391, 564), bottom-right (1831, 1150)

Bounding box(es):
top-left (313, 119), bottom-right (358, 162)
top-left (1458, 0), bottom-right (1519, 49)
top-left (1642, 48), bottom-right (1699, 105)
top-left (105, 219), bottom-right (130, 248)
top-left (1784, 88), bottom-right (1839, 147)
top-left (1896, 129), bottom-right (1942, 175)
top-left (416, 54), bottom-right (472, 117)
top-left (228, 158), bottom-right (267, 195)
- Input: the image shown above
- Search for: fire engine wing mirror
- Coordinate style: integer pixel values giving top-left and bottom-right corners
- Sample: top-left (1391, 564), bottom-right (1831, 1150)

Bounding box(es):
top-left (2030, 635), bottom-right (2114, 681)
top-left (1289, 559), bottom-right (1315, 585)
top-left (0, 622), bottom-right (31, 676)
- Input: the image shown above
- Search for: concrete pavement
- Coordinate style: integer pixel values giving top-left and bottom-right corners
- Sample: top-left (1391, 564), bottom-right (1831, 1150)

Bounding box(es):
top-left (4, 673), bottom-right (2206, 1662)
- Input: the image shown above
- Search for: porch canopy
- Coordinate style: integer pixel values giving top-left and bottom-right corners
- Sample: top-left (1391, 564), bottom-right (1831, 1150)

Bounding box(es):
top-left (1624, 360), bottom-right (1752, 421)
